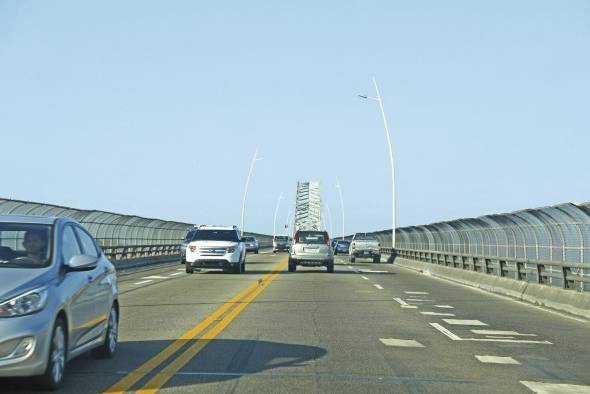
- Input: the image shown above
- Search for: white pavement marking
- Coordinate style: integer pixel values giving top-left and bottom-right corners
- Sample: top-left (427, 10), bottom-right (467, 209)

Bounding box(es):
top-left (429, 323), bottom-right (462, 340)
top-left (420, 311), bottom-right (455, 316)
top-left (443, 319), bottom-right (487, 326)
top-left (435, 305), bottom-right (454, 309)
top-left (373, 284), bottom-right (384, 290)
top-left (475, 355), bottom-right (520, 365)
top-left (169, 272), bottom-right (183, 276)
top-left (347, 266), bottom-right (353, 270)
top-left (177, 268), bottom-right (185, 271)
top-left (359, 269), bottom-right (387, 273)
top-left (361, 276), bottom-right (369, 280)
top-left (486, 336), bottom-right (516, 339)
top-left (393, 297), bottom-right (418, 309)
top-left (379, 338), bottom-right (425, 348)
top-left (407, 299), bottom-right (433, 302)
top-left (471, 330), bottom-right (537, 337)
top-left (404, 291), bottom-right (429, 295)
top-left (429, 323), bottom-right (552, 344)
top-left (134, 280), bottom-right (153, 285)
top-left (521, 381), bottom-right (590, 393)
top-left (142, 275), bottom-right (168, 279)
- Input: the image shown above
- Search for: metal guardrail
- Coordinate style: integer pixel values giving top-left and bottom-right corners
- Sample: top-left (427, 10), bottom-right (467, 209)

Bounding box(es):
top-left (381, 247), bottom-right (590, 291)
top-left (102, 244), bottom-right (179, 261)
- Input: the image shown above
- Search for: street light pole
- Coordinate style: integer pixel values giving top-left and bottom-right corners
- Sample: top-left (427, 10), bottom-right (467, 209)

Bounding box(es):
top-left (241, 147), bottom-right (263, 237)
top-left (324, 204), bottom-right (334, 237)
top-left (335, 180), bottom-right (345, 240)
top-left (359, 77), bottom-right (396, 248)
top-left (273, 192), bottom-right (283, 238)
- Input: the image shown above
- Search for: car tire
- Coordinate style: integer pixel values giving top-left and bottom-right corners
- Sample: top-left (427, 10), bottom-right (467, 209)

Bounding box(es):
top-left (186, 265), bottom-right (194, 274)
top-left (349, 256), bottom-right (355, 263)
top-left (93, 305), bottom-right (118, 358)
top-left (254, 250), bottom-right (259, 254)
top-left (233, 260), bottom-right (242, 274)
top-left (288, 258), bottom-right (296, 272)
top-left (36, 317), bottom-right (67, 390)
top-left (373, 255), bottom-right (381, 264)
top-left (327, 260), bottom-right (334, 273)
top-left (241, 260), bottom-right (246, 273)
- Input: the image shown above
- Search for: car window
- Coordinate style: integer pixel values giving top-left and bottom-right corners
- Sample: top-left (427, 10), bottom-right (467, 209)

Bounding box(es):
top-left (297, 231), bottom-right (326, 244)
top-left (62, 225), bottom-right (82, 264)
top-left (75, 226), bottom-right (99, 258)
top-left (193, 229), bottom-right (240, 242)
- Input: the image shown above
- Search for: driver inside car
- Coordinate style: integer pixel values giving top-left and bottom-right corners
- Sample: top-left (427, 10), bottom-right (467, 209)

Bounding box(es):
top-left (22, 229), bottom-right (48, 264)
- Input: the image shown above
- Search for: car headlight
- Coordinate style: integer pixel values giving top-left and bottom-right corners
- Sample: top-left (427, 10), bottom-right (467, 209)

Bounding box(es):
top-left (189, 245), bottom-right (197, 252)
top-left (227, 245), bottom-right (236, 253)
top-left (0, 288), bottom-right (48, 317)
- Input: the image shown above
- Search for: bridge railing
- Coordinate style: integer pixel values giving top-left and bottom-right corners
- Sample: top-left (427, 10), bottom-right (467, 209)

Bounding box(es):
top-left (373, 202), bottom-right (590, 292)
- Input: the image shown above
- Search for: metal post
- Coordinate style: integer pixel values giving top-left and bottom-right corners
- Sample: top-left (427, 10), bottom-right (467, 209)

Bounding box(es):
top-left (273, 192), bottom-right (283, 238)
top-left (336, 180), bottom-right (345, 240)
top-left (241, 147), bottom-right (262, 236)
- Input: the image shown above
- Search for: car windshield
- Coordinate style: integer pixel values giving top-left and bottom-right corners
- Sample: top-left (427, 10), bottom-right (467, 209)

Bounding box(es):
top-left (297, 231), bottom-right (326, 244)
top-left (242, 237), bottom-right (255, 242)
top-left (354, 234), bottom-right (377, 241)
top-left (0, 223), bottom-right (53, 268)
top-left (191, 229), bottom-right (239, 242)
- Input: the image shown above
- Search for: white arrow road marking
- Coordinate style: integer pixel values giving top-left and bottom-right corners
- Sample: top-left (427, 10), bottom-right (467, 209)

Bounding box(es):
top-left (475, 355), bottom-right (520, 365)
top-left (443, 319), bottom-right (487, 326)
top-left (420, 312), bottom-right (455, 316)
top-left (521, 381), bottom-right (590, 393)
top-left (471, 330), bottom-right (537, 337)
top-left (380, 338), bottom-right (425, 348)
top-left (430, 323), bottom-right (552, 344)
top-left (393, 297), bottom-right (418, 309)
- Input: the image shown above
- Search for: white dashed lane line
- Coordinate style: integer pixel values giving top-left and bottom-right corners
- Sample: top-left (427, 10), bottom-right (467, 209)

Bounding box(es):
top-left (373, 284), bottom-right (384, 290)
top-left (142, 275), bottom-right (169, 279)
top-left (404, 291), bottom-right (429, 295)
top-left (134, 280), bottom-right (153, 285)
top-left (471, 330), bottom-right (537, 337)
top-left (361, 276), bottom-right (369, 280)
top-left (380, 338), bottom-right (425, 348)
top-left (435, 305), bottom-right (454, 309)
top-left (169, 272), bottom-right (183, 276)
top-left (442, 319), bottom-right (488, 326)
top-left (420, 311), bottom-right (455, 317)
top-left (393, 297), bottom-right (418, 309)
top-left (475, 355), bottom-right (520, 365)
top-left (521, 381), bottom-right (590, 393)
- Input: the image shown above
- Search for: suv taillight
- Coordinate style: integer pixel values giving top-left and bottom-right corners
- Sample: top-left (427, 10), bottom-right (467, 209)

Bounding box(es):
top-left (323, 232), bottom-right (329, 244)
top-left (294, 231), bottom-right (300, 243)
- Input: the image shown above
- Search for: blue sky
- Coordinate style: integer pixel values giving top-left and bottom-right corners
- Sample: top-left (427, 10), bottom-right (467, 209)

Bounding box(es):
top-left (1, 1), bottom-right (589, 235)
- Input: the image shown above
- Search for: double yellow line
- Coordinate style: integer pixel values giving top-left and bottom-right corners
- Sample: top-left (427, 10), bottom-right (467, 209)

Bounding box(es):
top-left (104, 260), bottom-right (287, 394)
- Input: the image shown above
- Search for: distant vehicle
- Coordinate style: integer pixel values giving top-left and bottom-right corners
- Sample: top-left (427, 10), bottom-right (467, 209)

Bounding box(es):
top-left (180, 226), bottom-right (199, 264)
top-left (334, 240), bottom-right (351, 255)
top-left (288, 230), bottom-right (334, 273)
top-left (185, 225), bottom-right (246, 274)
top-left (242, 236), bottom-right (259, 254)
top-left (349, 233), bottom-right (381, 263)
top-left (273, 235), bottom-right (291, 252)
top-left (0, 216), bottom-right (119, 389)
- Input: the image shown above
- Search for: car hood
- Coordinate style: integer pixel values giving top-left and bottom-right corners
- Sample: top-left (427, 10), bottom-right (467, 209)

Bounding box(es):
top-left (190, 241), bottom-right (237, 247)
top-left (0, 267), bottom-right (54, 302)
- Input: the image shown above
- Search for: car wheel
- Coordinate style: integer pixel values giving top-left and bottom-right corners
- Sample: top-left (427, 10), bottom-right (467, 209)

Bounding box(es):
top-left (93, 305), bottom-right (118, 358)
top-left (327, 260), bottom-right (334, 273)
top-left (233, 261), bottom-right (242, 274)
top-left (373, 255), bottom-right (381, 264)
top-left (186, 265), bottom-right (194, 274)
top-left (254, 250), bottom-right (259, 254)
top-left (288, 258), bottom-right (296, 272)
top-left (349, 256), bottom-right (355, 263)
top-left (36, 318), bottom-right (67, 390)
top-left (241, 260), bottom-right (246, 273)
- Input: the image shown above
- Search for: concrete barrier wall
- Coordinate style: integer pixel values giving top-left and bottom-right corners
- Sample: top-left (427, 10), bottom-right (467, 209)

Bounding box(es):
top-left (395, 258), bottom-right (590, 320)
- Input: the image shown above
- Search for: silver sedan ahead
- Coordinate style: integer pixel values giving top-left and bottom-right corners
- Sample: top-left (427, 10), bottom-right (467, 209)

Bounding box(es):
top-left (0, 215), bottom-right (119, 390)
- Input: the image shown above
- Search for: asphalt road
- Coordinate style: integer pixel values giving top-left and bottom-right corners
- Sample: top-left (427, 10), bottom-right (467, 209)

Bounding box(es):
top-left (3, 251), bottom-right (590, 394)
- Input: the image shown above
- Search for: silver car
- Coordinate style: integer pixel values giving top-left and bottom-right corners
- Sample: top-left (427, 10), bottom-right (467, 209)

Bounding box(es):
top-left (288, 230), bottom-right (334, 273)
top-left (0, 215), bottom-right (119, 389)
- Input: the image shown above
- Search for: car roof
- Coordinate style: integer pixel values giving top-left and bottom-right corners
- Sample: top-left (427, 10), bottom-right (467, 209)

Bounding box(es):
top-left (0, 215), bottom-right (61, 225)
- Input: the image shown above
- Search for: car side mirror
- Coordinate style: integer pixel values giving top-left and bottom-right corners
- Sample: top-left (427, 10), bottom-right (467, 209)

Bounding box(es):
top-left (66, 255), bottom-right (98, 271)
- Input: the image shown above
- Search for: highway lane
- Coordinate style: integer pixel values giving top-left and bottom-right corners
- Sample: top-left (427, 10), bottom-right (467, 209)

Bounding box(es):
top-left (2, 252), bottom-right (589, 393)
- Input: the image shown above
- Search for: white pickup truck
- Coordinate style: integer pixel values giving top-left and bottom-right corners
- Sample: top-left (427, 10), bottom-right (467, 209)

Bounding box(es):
top-left (349, 233), bottom-right (381, 263)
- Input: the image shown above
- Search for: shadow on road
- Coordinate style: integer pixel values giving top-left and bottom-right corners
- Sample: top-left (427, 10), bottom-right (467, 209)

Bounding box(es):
top-left (0, 339), bottom-right (327, 392)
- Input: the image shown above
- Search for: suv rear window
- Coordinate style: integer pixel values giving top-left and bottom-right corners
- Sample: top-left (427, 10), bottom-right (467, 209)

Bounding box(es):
top-left (296, 231), bottom-right (326, 244)
top-left (191, 230), bottom-right (239, 242)
top-left (242, 237), bottom-right (255, 242)
top-left (274, 236), bottom-right (288, 241)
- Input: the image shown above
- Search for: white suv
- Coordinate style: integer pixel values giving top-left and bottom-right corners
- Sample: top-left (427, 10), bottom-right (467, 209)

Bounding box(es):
top-left (185, 225), bottom-right (246, 274)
